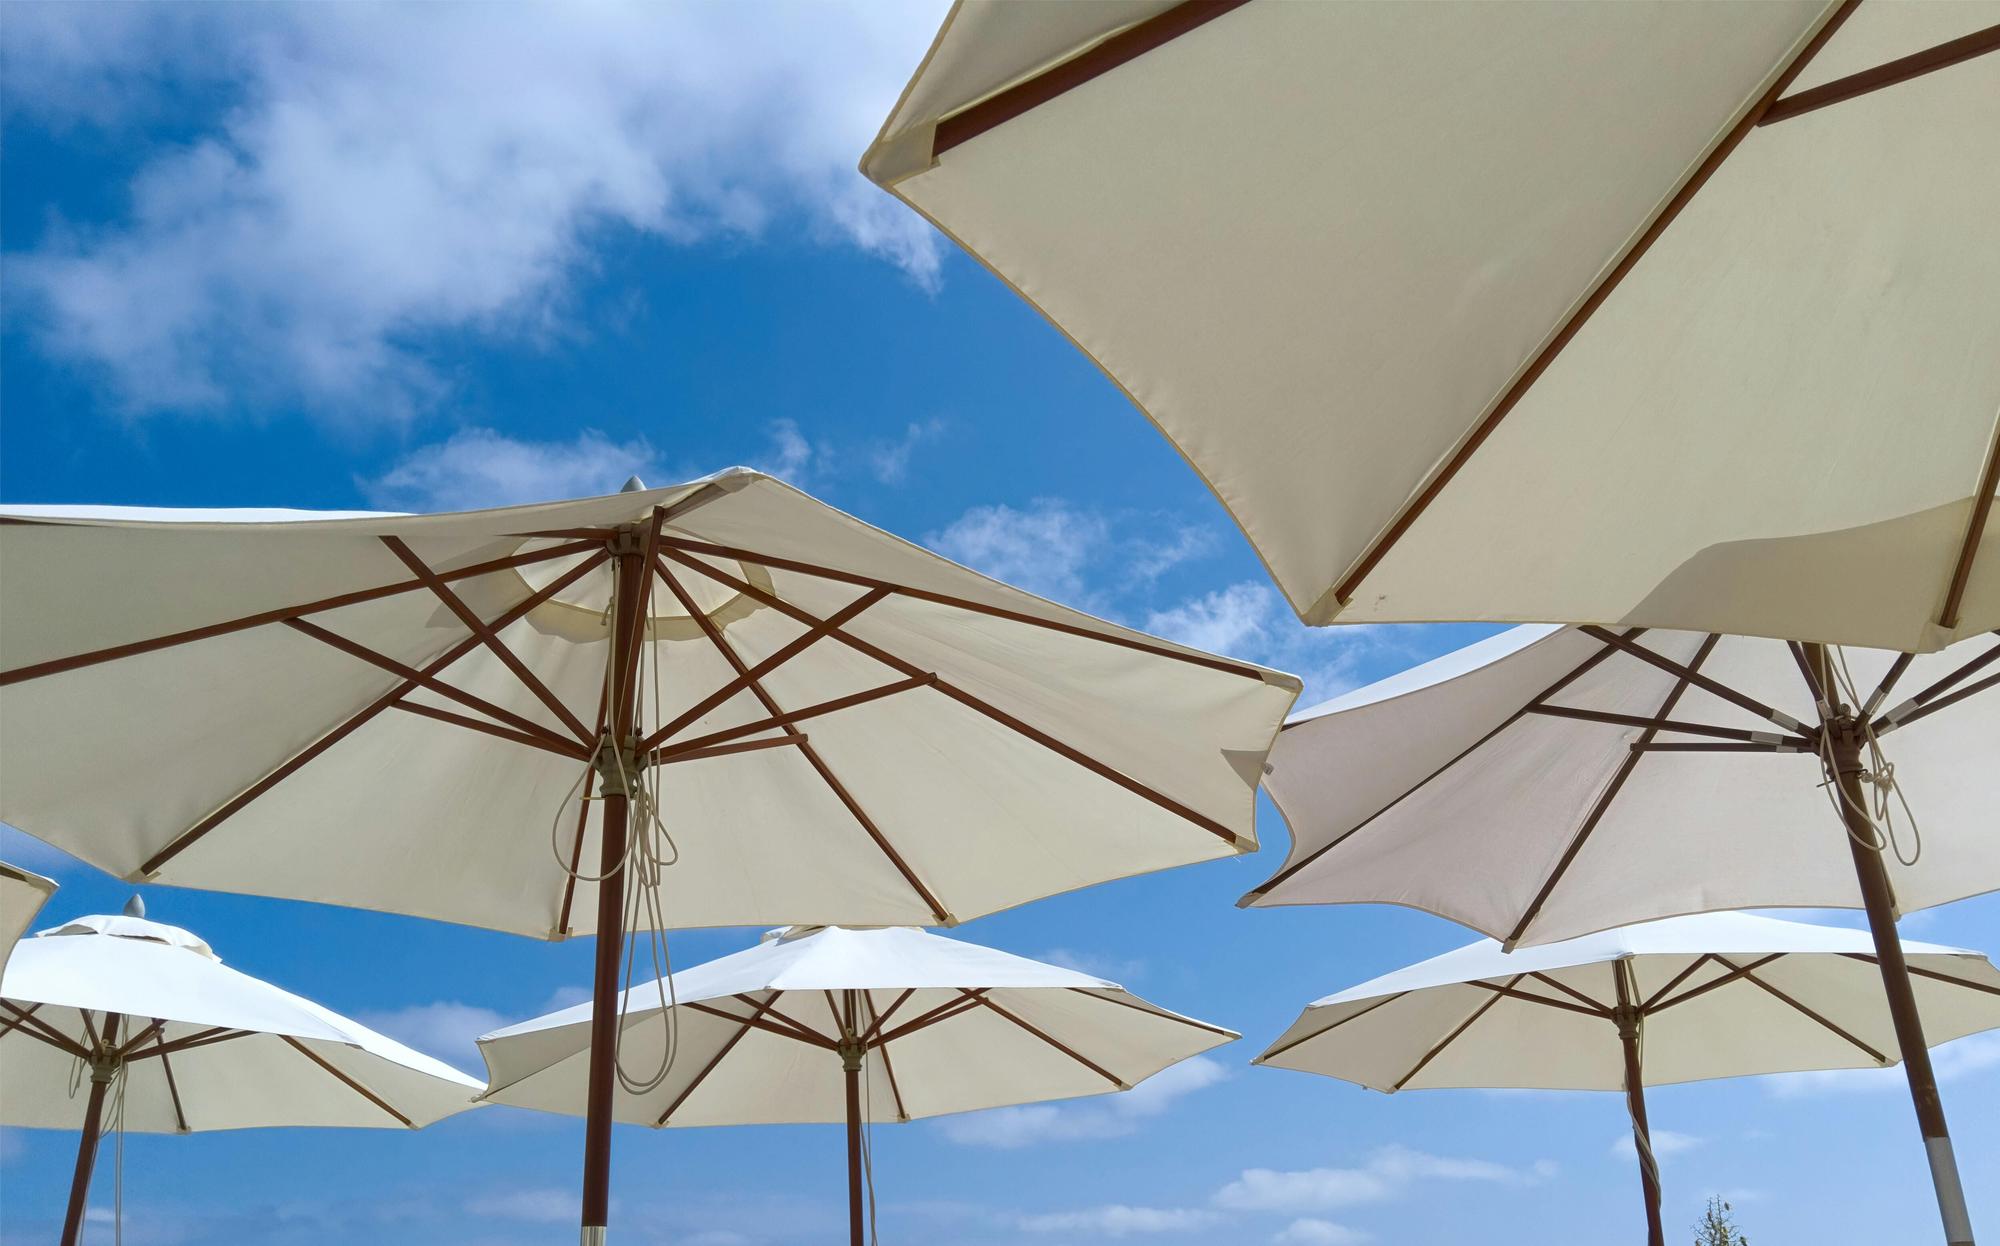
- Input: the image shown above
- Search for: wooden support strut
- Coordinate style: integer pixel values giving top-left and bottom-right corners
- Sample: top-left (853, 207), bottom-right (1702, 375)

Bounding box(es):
top-left (61, 1013), bottom-right (121, 1246)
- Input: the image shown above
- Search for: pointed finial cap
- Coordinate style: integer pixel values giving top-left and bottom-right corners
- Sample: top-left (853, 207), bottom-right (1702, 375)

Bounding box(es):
top-left (123, 894), bottom-right (146, 918)
top-left (620, 475), bottom-right (647, 493)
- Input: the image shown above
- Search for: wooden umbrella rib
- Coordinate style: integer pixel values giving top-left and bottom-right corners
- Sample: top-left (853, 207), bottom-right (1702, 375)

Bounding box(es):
top-left (1466, 979), bottom-right (1612, 1020)
top-left (1259, 993), bottom-right (1407, 1063)
top-left (655, 993), bottom-right (782, 1126)
top-left (1526, 972), bottom-right (1614, 1015)
top-left (660, 536), bottom-right (1272, 682)
top-left (859, 989), bottom-right (916, 1047)
top-left (1066, 988), bottom-right (1240, 1039)
top-left (654, 560), bottom-right (953, 924)
top-left (1246, 631), bottom-right (1639, 902)
top-left (1393, 977), bottom-right (1520, 1091)
top-left (1644, 953), bottom-right (1786, 1014)
top-left (1712, 956), bottom-right (1888, 1064)
top-left (154, 1029), bottom-right (190, 1133)
top-left (1640, 955), bottom-right (1718, 1012)
top-left (139, 551), bottom-right (607, 876)
top-left (1938, 420), bottom-right (2000, 630)
top-left (1579, 627), bottom-right (1805, 732)
top-left (1761, 22), bottom-right (2000, 127)
top-left (1524, 702), bottom-right (1795, 745)
top-left (1875, 639), bottom-right (2000, 724)
top-left (681, 1000), bottom-right (836, 1050)
top-left (0, 538), bottom-right (601, 688)
top-left (115, 1018), bottom-right (168, 1057)
top-left (390, 701), bottom-right (592, 759)
top-left (128, 1026), bottom-right (252, 1060)
top-left (0, 1002), bottom-right (91, 1060)
top-left (380, 536), bottom-right (594, 744)
top-left (1330, 1), bottom-right (1859, 608)
top-left (556, 676), bottom-right (613, 937)
top-left (1839, 955), bottom-right (2000, 998)
top-left (283, 616), bottom-right (581, 753)
top-left (281, 1036), bottom-right (414, 1127)
top-left (1504, 635), bottom-right (1720, 947)
top-left (873, 989), bottom-right (990, 1046)
top-left (1881, 669), bottom-right (2000, 733)
top-left (966, 992), bottom-right (1124, 1087)
top-left (652, 675), bottom-right (937, 762)
top-left (655, 736), bottom-right (807, 765)
top-left (874, 1033), bottom-right (911, 1122)
top-left (930, 0), bottom-right (1253, 158)
top-left (637, 587), bottom-right (891, 753)
top-left (664, 547), bottom-right (1245, 848)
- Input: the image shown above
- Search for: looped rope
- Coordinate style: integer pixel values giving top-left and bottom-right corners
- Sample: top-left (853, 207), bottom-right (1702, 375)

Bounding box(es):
top-left (1814, 647), bottom-right (1923, 868)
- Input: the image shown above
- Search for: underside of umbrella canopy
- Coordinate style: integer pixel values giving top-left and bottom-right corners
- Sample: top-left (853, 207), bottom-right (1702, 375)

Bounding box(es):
top-left (0, 469), bottom-right (1298, 937)
top-left (1, 861), bottom-right (55, 974)
top-left (864, 0), bottom-right (2000, 651)
top-left (1246, 624), bottom-right (2000, 947)
top-left (1258, 912), bottom-right (2000, 1092)
top-left (478, 925), bottom-right (1235, 1126)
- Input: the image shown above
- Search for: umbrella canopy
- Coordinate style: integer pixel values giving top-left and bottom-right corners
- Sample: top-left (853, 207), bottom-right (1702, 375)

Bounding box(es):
top-left (1, 860), bottom-right (55, 974)
top-left (861, 1), bottom-right (2000, 651)
top-left (480, 924), bottom-right (1235, 1245)
top-left (1244, 625), bottom-right (1999, 946)
top-left (2, 908), bottom-right (483, 1246)
top-left (0, 467), bottom-right (1295, 935)
top-left (1, 910), bottom-right (484, 1132)
top-left (1257, 911), bottom-right (2000, 1245)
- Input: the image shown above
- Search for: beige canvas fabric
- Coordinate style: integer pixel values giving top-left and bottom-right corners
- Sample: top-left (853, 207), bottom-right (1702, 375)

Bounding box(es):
top-left (480, 924), bottom-right (1233, 1125)
top-left (865, 1), bottom-right (2000, 652)
top-left (1258, 911), bottom-right (2000, 1091)
top-left (1, 913), bottom-right (482, 1131)
top-left (0, 861), bottom-right (55, 976)
top-left (0, 469), bottom-right (1298, 937)
top-left (1247, 625), bottom-right (2000, 947)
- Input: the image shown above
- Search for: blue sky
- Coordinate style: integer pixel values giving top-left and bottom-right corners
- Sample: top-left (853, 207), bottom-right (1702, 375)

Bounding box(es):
top-left (1, 5), bottom-right (1994, 1244)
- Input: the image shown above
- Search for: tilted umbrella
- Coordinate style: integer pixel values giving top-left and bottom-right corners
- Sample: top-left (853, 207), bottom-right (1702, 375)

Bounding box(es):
top-left (1, 859), bottom-right (55, 974)
top-left (479, 924), bottom-right (1237, 1246)
top-left (0, 468), bottom-right (1298, 1243)
top-left (1257, 912), bottom-right (2000, 1246)
top-left (1244, 624), bottom-right (1999, 1240)
top-left (861, 0), bottom-right (2000, 650)
top-left (0, 903), bottom-right (483, 1246)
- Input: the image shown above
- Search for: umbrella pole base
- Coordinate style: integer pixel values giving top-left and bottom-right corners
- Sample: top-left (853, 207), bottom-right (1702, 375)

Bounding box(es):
top-left (1926, 1137), bottom-right (1974, 1246)
top-left (580, 1229), bottom-right (607, 1246)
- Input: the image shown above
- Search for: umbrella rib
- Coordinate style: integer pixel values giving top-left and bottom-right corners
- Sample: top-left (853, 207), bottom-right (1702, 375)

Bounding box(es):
top-left (859, 989), bottom-right (915, 1047)
top-left (556, 674), bottom-right (613, 937)
top-left (636, 587), bottom-right (892, 753)
top-left (1861, 653), bottom-right (1918, 719)
top-left (1761, 22), bottom-right (2000, 128)
top-left (1874, 639), bottom-right (2000, 730)
top-left (874, 1032), bottom-right (911, 1122)
top-left (0, 538), bottom-right (602, 688)
top-left (1504, 634), bottom-right (1721, 947)
top-left (1526, 972), bottom-right (1613, 1014)
top-left (283, 617), bottom-right (584, 756)
top-left (964, 991), bottom-right (1124, 1088)
top-left (1393, 976), bottom-right (1521, 1091)
top-left (651, 675), bottom-right (936, 762)
top-left (1938, 418), bottom-right (2000, 629)
top-left (929, 0), bottom-right (1254, 158)
top-left (1065, 987), bottom-right (1240, 1039)
top-left (1838, 955), bottom-right (2000, 998)
top-left (0, 1002), bottom-right (92, 1060)
top-left (390, 701), bottom-right (593, 759)
top-left (1466, 979), bottom-right (1611, 1020)
top-left (1643, 953), bottom-right (1785, 1014)
top-left (115, 1019), bottom-right (168, 1057)
top-left (1710, 956), bottom-right (1888, 1065)
top-left (654, 559), bottom-right (953, 924)
top-left (1523, 702), bottom-right (1803, 746)
top-left (127, 1026), bottom-right (252, 1061)
top-left (660, 536), bottom-right (1274, 682)
top-left (1579, 627), bottom-right (1805, 733)
top-left (1259, 993), bottom-right (1408, 1063)
top-left (155, 1032), bottom-right (190, 1133)
top-left (280, 1035), bottom-right (414, 1127)
top-left (138, 551), bottom-right (607, 877)
top-left (654, 736), bottom-right (807, 765)
top-left (1247, 631), bottom-right (1638, 902)
top-left (1640, 955), bottom-right (1718, 1012)
top-left (872, 989), bottom-right (990, 1046)
top-left (1882, 669), bottom-right (2000, 734)
top-left (664, 547), bottom-right (1244, 848)
top-left (1326, 1), bottom-right (1859, 609)
top-left (681, 999), bottom-right (837, 1050)
top-left (380, 536), bottom-right (593, 744)
top-left (654, 992), bottom-right (782, 1126)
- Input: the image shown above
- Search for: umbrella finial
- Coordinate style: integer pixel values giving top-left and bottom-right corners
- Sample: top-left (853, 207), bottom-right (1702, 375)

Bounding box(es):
top-left (123, 894), bottom-right (146, 918)
top-left (620, 475), bottom-right (647, 493)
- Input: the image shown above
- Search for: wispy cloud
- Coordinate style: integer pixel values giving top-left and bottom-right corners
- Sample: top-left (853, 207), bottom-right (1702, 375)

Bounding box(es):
top-left (940, 1056), bottom-right (1227, 1149)
top-left (5, 0), bottom-right (947, 419)
top-left (465, 1186), bottom-right (579, 1224)
top-left (1763, 1032), bottom-right (2000, 1098)
top-left (1213, 1146), bottom-right (1553, 1213)
top-left (1036, 947), bottom-right (1148, 983)
top-left (1017, 1205), bottom-right (1222, 1237)
top-left (1610, 1130), bottom-right (1703, 1161)
top-left (1273, 1219), bottom-right (1370, 1245)
top-left (355, 1001), bottom-right (507, 1071)
top-left (360, 427), bottom-right (656, 511)
top-left (925, 498), bottom-right (1214, 608)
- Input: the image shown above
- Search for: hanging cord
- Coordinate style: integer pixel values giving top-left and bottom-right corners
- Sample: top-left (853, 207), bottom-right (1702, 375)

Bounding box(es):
top-left (65, 1046), bottom-right (130, 1246)
top-left (1812, 647), bottom-right (1923, 867)
top-left (1615, 964), bottom-right (1657, 1204)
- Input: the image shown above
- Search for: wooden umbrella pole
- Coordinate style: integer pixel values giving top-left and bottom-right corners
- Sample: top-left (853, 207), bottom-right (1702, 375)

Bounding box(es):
top-left (1612, 975), bottom-right (1663, 1246)
top-left (1818, 698), bottom-right (1975, 1244)
top-left (61, 1013), bottom-right (122, 1246)
top-left (580, 530), bottom-right (649, 1246)
top-left (844, 1040), bottom-right (865, 1246)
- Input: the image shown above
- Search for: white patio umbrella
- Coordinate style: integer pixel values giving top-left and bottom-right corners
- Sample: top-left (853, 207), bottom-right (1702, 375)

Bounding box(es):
top-left (1, 859), bottom-right (55, 974)
top-left (861, 0), bottom-right (2000, 651)
top-left (0, 902), bottom-right (483, 1246)
top-left (1245, 623), bottom-right (1999, 1241)
top-left (0, 468), bottom-right (1298, 1243)
top-left (479, 924), bottom-right (1236, 1246)
top-left (1257, 912), bottom-right (2000, 1246)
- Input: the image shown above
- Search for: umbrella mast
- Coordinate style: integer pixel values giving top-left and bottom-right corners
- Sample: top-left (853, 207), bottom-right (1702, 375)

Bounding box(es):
top-left (580, 508), bottom-right (660, 1246)
top-left (840, 989), bottom-right (867, 1246)
top-left (1611, 965), bottom-right (1663, 1246)
top-left (59, 1012), bottom-right (123, 1246)
top-left (1807, 644), bottom-right (1974, 1246)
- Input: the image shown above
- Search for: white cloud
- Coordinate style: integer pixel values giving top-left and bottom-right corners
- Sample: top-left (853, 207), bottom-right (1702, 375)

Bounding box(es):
top-left (1018, 1205), bottom-right (1221, 1237)
top-left (1037, 947), bottom-right (1148, 983)
top-left (357, 1001), bottom-right (507, 1070)
top-left (466, 1187), bottom-right (577, 1224)
top-left (925, 499), bottom-right (1214, 608)
top-left (1764, 1032), bottom-right (2000, 1098)
top-left (1144, 582), bottom-right (1274, 656)
top-left (1610, 1130), bottom-right (1704, 1161)
top-left (867, 417), bottom-right (948, 485)
top-left (1213, 1145), bottom-right (1550, 1213)
top-left (1273, 1219), bottom-right (1369, 1245)
top-left (0, 1127), bottom-right (26, 1166)
top-left (1145, 581), bottom-right (1417, 700)
top-left (362, 427), bottom-right (657, 511)
top-left (6, 0), bottom-right (947, 418)
top-left (940, 1056), bottom-right (1227, 1149)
